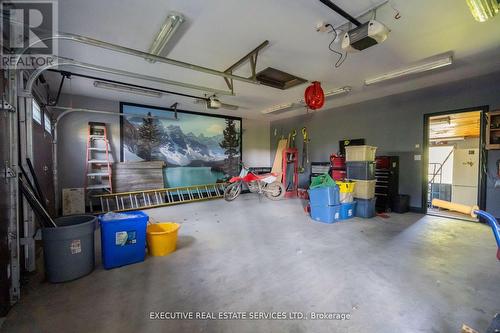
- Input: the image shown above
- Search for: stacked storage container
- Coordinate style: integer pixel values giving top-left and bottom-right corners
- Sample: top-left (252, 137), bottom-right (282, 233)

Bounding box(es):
top-left (335, 181), bottom-right (357, 220)
top-left (345, 146), bottom-right (377, 218)
top-left (308, 185), bottom-right (341, 223)
top-left (330, 154), bottom-right (346, 181)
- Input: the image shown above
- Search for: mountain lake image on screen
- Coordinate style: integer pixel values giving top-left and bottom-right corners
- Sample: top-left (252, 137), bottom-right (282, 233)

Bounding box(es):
top-left (120, 104), bottom-right (242, 188)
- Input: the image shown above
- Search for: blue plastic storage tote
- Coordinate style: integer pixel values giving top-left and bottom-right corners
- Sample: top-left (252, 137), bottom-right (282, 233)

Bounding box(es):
top-left (99, 211), bottom-right (149, 269)
top-left (310, 205), bottom-right (341, 224)
top-left (340, 202), bottom-right (357, 220)
top-left (355, 198), bottom-right (377, 218)
top-left (308, 186), bottom-right (340, 206)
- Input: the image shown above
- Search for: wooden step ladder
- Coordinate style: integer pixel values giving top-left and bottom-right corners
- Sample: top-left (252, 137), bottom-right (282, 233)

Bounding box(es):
top-left (84, 122), bottom-right (112, 203)
top-left (90, 183), bottom-right (227, 213)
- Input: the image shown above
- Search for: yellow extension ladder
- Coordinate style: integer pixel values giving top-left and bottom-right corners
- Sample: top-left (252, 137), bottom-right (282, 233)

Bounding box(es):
top-left (90, 182), bottom-right (227, 213)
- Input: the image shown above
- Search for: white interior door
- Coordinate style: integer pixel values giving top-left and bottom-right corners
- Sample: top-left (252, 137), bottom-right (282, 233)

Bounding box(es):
top-left (451, 148), bottom-right (479, 206)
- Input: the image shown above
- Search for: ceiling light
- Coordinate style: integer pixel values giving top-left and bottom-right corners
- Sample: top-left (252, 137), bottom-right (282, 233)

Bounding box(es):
top-left (146, 11), bottom-right (185, 62)
top-left (364, 56), bottom-right (453, 85)
top-left (207, 96), bottom-right (222, 109)
top-left (298, 86), bottom-right (352, 103)
top-left (466, 0), bottom-right (499, 22)
top-left (430, 117), bottom-right (452, 126)
top-left (430, 136), bottom-right (465, 142)
top-left (262, 86), bottom-right (352, 115)
top-left (430, 124), bottom-right (457, 131)
top-left (93, 81), bottom-right (163, 98)
top-left (324, 86), bottom-right (352, 97)
top-left (261, 103), bottom-right (294, 115)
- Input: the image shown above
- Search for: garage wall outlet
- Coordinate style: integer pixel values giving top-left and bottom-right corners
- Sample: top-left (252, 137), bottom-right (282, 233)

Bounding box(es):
top-left (414, 154), bottom-right (421, 161)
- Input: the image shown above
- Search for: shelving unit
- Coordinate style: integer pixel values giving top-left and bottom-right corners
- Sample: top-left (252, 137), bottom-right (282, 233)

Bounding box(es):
top-left (486, 110), bottom-right (500, 150)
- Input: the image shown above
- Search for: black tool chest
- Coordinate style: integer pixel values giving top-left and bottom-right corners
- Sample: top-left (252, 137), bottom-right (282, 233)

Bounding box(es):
top-left (374, 156), bottom-right (399, 212)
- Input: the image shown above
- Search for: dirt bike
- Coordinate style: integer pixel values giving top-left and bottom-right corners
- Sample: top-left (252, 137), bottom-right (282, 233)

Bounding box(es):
top-left (224, 164), bottom-right (285, 201)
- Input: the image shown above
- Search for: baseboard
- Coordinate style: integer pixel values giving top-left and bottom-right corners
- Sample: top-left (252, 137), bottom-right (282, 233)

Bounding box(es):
top-left (409, 206), bottom-right (425, 214)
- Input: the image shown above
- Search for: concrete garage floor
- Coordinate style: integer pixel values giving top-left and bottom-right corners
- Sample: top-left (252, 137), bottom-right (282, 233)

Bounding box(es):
top-left (2, 195), bottom-right (499, 333)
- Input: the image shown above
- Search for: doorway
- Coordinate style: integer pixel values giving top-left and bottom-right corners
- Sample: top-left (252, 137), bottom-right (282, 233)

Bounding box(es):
top-left (422, 107), bottom-right (487, 221)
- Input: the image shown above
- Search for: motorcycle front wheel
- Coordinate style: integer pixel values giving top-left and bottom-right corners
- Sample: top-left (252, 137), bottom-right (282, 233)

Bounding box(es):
top-left (264, 181), bottom-right (285, 200)
top-left (224, 182), bottom-right (242, 201)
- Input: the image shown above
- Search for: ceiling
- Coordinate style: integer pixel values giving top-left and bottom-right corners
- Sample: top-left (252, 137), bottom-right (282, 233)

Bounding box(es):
top-left (43, 0), bottom-right (500, 120)
top-left (429, 111), bottom-right (481, 140)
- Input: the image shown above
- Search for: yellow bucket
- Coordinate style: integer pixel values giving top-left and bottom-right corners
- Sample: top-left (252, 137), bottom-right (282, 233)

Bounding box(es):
top-left (335, 181), bottom-right (356, 193)
top-left (146, 223), bottom-right (180, 256)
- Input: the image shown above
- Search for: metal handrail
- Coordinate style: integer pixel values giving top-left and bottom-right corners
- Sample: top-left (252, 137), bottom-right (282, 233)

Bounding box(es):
top-left (428, 163), bottom-right (442, 184)
top-left (428, 148), bottom-right (454, 185)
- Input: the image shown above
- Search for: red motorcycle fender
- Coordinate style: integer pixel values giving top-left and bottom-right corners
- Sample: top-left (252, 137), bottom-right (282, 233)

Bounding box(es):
top-left (229, 177), bottom-right (242, 183)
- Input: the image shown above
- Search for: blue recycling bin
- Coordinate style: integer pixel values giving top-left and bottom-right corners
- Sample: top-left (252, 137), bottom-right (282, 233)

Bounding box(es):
top-left (99, 211), bottom-right (149, 269)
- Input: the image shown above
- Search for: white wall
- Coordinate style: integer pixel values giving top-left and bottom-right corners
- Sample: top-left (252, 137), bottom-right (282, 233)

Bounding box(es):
top-left (242, 118), bottom-right (271, 167)
top-left (56, 95), bottom-right (120, 197)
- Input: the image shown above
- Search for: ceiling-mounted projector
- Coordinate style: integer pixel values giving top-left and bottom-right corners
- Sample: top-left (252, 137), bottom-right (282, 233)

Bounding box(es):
top-left (207, 96), bottom-right (222, 109)
top-left (341, 20), bottom-right (389, 52)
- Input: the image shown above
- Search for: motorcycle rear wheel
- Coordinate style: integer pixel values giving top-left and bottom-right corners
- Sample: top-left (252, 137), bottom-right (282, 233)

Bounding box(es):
top-left (224, 182), bottom-right (242, 201)
top-left (264, 181), bottom-right (285, 200)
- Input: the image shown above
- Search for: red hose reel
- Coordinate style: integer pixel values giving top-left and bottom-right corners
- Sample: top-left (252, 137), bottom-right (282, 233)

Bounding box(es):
top-left (304, 81), bottom-right (325, 110)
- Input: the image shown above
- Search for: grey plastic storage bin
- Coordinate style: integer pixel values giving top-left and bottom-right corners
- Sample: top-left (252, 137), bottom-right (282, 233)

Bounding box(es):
top-left (42, 215), bottom-right (97, 283)
top-left (346, 162), bottom-right (375, 180)
top-left (355, 198), bottom-right (377, 218)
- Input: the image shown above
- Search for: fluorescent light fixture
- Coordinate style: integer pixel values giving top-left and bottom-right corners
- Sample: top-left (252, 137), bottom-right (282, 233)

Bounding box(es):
top-left (262, 86), bottom-right (352, 115)
top-left (298, 86), bottom-right (352, 103)
top-left (93, 81), bottom-right (163, 98)
top-left (261, 103), bottom-right (294, 115)
top-left (146, 11), bottom-right (185, 62)
top-left (324, 86), bottom-right (352, 97)
top-left (430, 136), bottom-right (465, 142)
top-left (364, 56), bottom-right (453, 85)
top-left (430, 117), bottom-right (455, 127)
top-left (466, 0), bottom-right (499, 22)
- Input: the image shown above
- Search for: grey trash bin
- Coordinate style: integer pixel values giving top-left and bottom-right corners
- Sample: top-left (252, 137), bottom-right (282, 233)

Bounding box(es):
top-left (42, 215), bottom-right (96, 283)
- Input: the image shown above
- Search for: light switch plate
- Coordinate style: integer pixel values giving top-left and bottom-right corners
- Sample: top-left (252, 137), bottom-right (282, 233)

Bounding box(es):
top-left (414, 154), bottom-right (421, 161)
